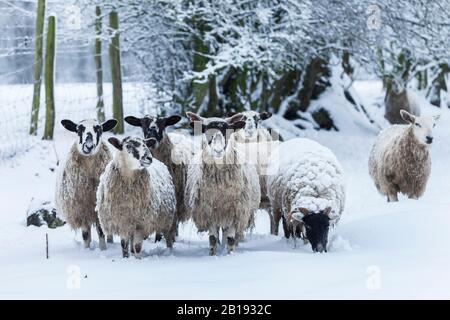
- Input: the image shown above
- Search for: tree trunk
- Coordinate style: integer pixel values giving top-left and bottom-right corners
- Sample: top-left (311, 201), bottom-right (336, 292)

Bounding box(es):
top-left (284, 57), bottom-right (330, 119)
top-left (95, 6), bottom-right (105, 122)
top-left (30, 0), bottom-right (46, 135)
top-left (109, 11), bottom-right (124, 133)
top-left (42, 16), bottom-right (56, 140)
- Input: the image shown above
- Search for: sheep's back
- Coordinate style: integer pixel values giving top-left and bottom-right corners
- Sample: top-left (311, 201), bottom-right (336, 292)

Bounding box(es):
top-left (267, 138), bottom-right (345, 218)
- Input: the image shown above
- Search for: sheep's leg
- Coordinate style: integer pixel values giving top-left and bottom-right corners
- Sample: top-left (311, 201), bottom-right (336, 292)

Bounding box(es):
top-left (272, 208), bottom-right (282, 236)
top-left (154, 233), bottom-right (163, 243)
top-left (281, 216), bottom-right (290, 239)
top-left (130, 234), bottom-right (135, 254)
top-left (387, 193), bottom-right (398, 202)
top-left (163, 230), bottom-right (174, 249)
top-left (132, 231), bottom-right (144, 258)
top-left (120, 237), bottom-right (130, 258)
top-left (169, 217), bottom-right (179, 242)
top-left (95, 218), bottom-right (106, 251)
top-left (208, 226), bottom-right (219, 256)
top-left (268, 210), bottom-right (275, 235)
top-left (81, 226), bottom-right (91, 249)
top-left (226, 227), bottom-right (236, 254)
top-left (107, 235), bottom-right (114, 244)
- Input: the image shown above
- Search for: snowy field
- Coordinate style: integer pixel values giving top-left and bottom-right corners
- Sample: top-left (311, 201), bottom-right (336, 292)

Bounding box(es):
top-left (0, 81), bottom-right (449, 299)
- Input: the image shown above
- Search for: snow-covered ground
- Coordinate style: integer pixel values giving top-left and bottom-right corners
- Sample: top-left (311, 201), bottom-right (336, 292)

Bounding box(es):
top-left (0, 81), bottom-right (449, 299)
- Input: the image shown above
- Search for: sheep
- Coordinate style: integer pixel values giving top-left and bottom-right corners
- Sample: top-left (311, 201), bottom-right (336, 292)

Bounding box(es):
top-left (124, 114), bottom-right (196, 242)
top-left (369, 110), bottom-right (440, 202)
top-left (184, 112), bottom-right (261, 255)
top-left (96, 136), bottom-right (176, 258)
top-left (385, 78), bottom-right (421, 124)
top-left (267, 138), bottom-right (345, 253)
top-left (55, 118), bottom-right (117, 250)
top-left (230, 110), bottom-right (282, 235)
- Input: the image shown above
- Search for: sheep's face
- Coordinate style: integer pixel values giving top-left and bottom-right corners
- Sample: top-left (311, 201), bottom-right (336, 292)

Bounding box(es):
top-left (292, 207), bottom-right (332, 253)
top-left (61, 119), bottom-right (117, 156)
top-left (230, 111), bottom-right (272, 139)
top-left (186, 112), bottom-right (246, 159)
top-left (401, 110), bottom-right (440, 145)
top-left (108, 136), bottom-right (155, 170)
top-left (124, 115), bottom-right (181, 149)
top-left (390, 78), bottom-right (405, 95)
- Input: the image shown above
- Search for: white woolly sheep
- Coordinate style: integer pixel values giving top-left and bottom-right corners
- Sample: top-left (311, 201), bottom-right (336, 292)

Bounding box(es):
top-left (184, 112), bottom-right (261, 255)
top-left (96, 136), bottom-right (176, 258)
top-left (55, 118), bottom-right (117, 250)
top-left (369, 110), bottom-right (440, 202)
top-left (125, 115), bottom-right (197, 242)
top-left (267, 138), bottom-right (345, 253)
top-left (385, 78), bottom-right (421, 124)
top-left (231, 110), bottom-right (281, 235)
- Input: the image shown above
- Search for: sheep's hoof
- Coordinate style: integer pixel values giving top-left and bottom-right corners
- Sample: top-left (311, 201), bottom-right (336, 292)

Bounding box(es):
top-left (209, 248), bottom-right (216, 256)
top-left (99, 239), bottom-right (107, 251)
top-left (107, 235), bottom-right (114, 244)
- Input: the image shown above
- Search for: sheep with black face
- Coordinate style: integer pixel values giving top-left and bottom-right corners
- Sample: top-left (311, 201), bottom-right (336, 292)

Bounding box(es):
top-left (184, 112), bottom-right (261, 255)
top-left (267, 138), bottom-right (345, 253)
top-left (124, 114), bottom-right (196, 242)
top-left (96, 136), bottom-right (176, 258)
top-left (55, 118), bottom-right (117, 250)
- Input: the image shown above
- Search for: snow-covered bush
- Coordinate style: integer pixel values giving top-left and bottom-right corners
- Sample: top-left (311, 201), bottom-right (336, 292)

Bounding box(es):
top-left (96, 136), bottom-right (176, 258)
top-left (55, 119), bottom-right (117, 250)
top-left (267, 138), bottom-right (345, 253)
top-left (369, 110), bottom-right (440, 202)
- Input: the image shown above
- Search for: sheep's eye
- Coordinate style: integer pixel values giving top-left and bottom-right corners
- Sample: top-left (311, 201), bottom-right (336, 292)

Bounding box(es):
top-left (415, 123), bottom-right (421, 128)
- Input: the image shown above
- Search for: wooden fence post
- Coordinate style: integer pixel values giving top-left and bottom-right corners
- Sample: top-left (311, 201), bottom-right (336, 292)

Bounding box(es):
top-left (108, 11), bottom-right (124, 133)
top-left (30, 0), bottom-right (46, 135)
top-left (42, 16), bottom-right (56, 140)
top-left (95, 6), bottom-right (105, 122)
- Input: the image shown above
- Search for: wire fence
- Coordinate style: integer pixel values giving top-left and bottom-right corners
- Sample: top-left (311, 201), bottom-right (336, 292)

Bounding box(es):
top-left (0, 0), bottom-right (156, 164)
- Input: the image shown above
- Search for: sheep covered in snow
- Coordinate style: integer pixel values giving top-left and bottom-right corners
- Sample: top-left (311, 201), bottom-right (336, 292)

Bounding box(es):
top-left (385, 79), bottom-right (421, 124)
top-left (125, 115), bottom-right (197, 241)
top-left (267, 138), bottom-right (345, 253)
top-left (231, 110), bottom-right (281, 234)
top-left (55, 118), bottom-right (117, 250)
top-left (369, 110), bottom-right (439, 202)
top-left (184, 112), bottom-right (261, 255)
top-left (96, 136), bottom-right (176, 258)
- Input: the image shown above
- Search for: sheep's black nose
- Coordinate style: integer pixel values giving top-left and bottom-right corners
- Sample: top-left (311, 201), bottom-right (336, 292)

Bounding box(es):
top-left (426, 136), bottom-right (433, 144)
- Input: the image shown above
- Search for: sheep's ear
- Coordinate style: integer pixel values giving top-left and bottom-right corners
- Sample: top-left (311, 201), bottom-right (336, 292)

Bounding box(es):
top-left (323, 207), bottom-right (332, 216)
top-left (145, 138), bottom-right (157, 148)
top-left (189, 121), bottom-right (207, 134)
top-left (400, 109), bottom-right (415, 124)
top-left (61, 119), bottom-right (77, 132)
top-left (186, 111), bottom-right (203, 123)
top-left (226, 113), bottom-right (244, 124)
top-left (260, 111), bottom-right (272, 120)
top-left (165, 115), bottom-right (181, 127)
top-left (108, 137), bottom-right (123, 150)
top-left (230, 121), bottom-right (246, 131)
top-left (102, 119), bottom-right (118, 132)
top-left (124, 116), bottom-right (142, 127)
top-left (299, 207), bottom-right (310, 215)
